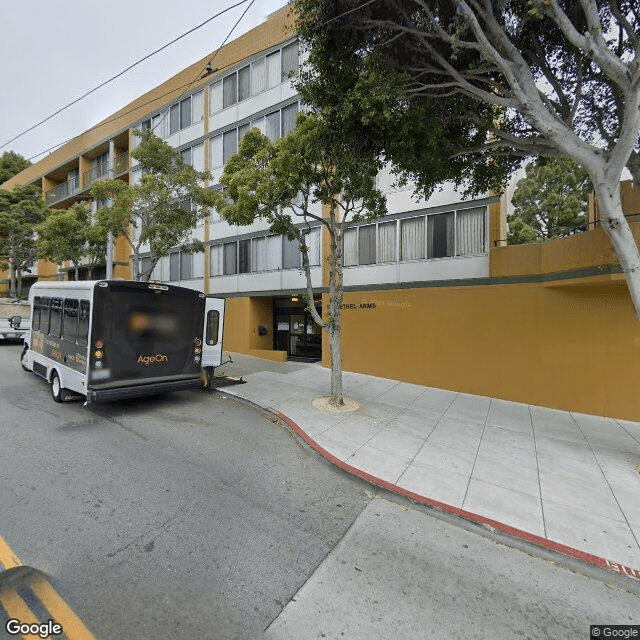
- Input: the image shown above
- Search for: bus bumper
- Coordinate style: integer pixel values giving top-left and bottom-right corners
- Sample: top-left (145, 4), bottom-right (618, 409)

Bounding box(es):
top-left (86, 377), bottom-right (202, 403)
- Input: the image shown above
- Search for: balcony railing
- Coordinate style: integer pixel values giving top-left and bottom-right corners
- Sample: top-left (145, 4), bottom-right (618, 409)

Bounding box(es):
top-left (113, 151), bottom-right (129, 176)
top-left (82, 163), bottom-right (110, 191)
top-left (82, 152), bottom-right (129, 190)
top-left (45, 177), bottom-right (81, 206)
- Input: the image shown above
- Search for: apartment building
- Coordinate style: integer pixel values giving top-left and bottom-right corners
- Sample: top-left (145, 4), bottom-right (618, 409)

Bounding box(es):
top-left (1, 5), bottom-right (497, 363)
top-left (5, 6), bottom-right (638, 420)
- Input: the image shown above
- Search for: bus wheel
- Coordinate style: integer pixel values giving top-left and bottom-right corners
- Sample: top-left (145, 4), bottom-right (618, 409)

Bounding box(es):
top-left (51, 372), bottom-right (66, 403)
top-left (20, 345), bottom-right (29, 371)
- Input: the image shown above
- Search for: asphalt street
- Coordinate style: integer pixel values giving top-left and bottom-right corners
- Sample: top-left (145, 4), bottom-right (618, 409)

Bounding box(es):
top-left (0, 343), bottom-right (639, 639)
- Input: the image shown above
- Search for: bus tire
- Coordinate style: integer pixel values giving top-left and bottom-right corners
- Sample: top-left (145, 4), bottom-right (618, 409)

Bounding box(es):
top-left (20, 345), bottom-right (29, 371)
top-left (50, 371), bottom-right (66, 403)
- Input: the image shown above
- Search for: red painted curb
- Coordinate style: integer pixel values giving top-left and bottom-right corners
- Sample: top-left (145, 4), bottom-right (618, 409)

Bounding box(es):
top-left (272, 410), bottom-right (640, 582)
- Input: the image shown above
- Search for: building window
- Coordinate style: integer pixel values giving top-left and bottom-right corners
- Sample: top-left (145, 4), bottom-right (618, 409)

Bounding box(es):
top-left (238, 65), bottom-right (251, 102)
top-left (282, 236), bottom-right (301, 269)
top-left (209, 228), bottom-right (320, 277)
top-left (223, 242), bottom-right (237, 275)
top-left (281, 41), bottom-right (299, 81)
top-left (343, 228), bottom-right (358, 266)
top-left (426, 212), bottom-right (455, 259)
top-left (456, 207), bottom-right (485, 255)
top-left (180, 97), bottom-right (192, 129)
top-left (223, 74), bottom-right (237, 109)
top-left (223, 130), bottom-right (238, 163)
top-left (238, 239), bottom-right (251, 274)
top-left (281, 103), bottom-right (298, 136)
top-left (210, 245), bottom-right (223, 276)
top-left (251, 57), bottom-right (266, 95)
top-left (170, 103), bottom-right (180, 135)
top-left (169, 250), bottom-right (193, 281)
top-left (210, 134), bottom-right (223, 169)
top-left (238, 123), bottom-right (250, 144)
top-left (266, 111), bottom-right (280, 142)
top-left (95, 152), bottom-right (109, 178)
top-left (358, 225), bottom-right (376, 265)
top-left (266, 51), bottom-right (280, 89)
top-left (210, 81), bottom-right (223, 113)
top-left (140, 256), bottom-right (153, 278)
top-left (377, 221), bottom-right (397, 263)
top-left (401, 217), bottom-right (425, 261)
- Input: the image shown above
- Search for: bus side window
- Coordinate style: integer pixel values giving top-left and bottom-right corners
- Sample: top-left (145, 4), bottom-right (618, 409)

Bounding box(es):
top-left (49, 298), bottom-right (63, 337)
top-left (40, 297), bottom-right (51, 334)
top-left (32, 296), bottom-right (41, 331)
top-left (63, 299), bottom-right (79, 342)
top-left (205, 310), bottom-right (219, 346)
top-left (78, 301), bottom-right (90, 346)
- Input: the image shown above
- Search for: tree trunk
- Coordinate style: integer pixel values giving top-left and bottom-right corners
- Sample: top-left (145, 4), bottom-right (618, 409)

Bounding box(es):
top-left (16, 268), bottom-right (22, 299)
top-left (9, 263), bottom-right (16, 298)
top-left (327, 219), bottom-right (345, 406)
top-left (328, 320), bottom-right (343, 404)
top-left (593, 179), bottom-right (640, 319)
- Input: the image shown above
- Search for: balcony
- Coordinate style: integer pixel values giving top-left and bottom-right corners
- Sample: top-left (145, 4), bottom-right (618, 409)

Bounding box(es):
top-left (82, 152), bottom-right (129, 191)
top-left (45, 177), bottom-right (81, 206)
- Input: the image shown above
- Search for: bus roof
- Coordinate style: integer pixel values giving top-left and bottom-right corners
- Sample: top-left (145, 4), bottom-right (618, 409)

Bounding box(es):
top-left (28, 280), bottom-right (205, 301)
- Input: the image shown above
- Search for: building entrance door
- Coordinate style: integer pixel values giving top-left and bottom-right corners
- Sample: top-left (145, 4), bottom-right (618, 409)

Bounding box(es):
top-left (274, 298), bottom-right (322, 361)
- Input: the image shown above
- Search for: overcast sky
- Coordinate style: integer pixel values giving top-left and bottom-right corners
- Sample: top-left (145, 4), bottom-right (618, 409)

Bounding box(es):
top-left (0, 0), bottom-right (288, 163)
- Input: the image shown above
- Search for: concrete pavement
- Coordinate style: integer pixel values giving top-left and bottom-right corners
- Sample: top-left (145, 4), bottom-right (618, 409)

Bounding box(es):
top-left (216, 353), bottom-right (640, 579)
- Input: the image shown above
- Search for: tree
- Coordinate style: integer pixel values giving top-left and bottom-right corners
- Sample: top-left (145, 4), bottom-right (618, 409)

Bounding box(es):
top-left (213, 113), bottom-right (386, 406)
top-left (0, 151), bottom-right (30, 185)
top-left (508, 158), bottom-right (593, 244)
top-left (293, 0), bottom-right (640, 317)
top-left (36, 202), bottom-right (107, 280)
top-left (0, 184), bottom-right (48, 297)
top-left (91, 130), bottom-right (212, 281)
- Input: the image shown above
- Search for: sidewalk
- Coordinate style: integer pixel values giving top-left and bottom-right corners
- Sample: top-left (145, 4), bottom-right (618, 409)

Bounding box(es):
top-left (216, 353), bottom-right (640, 577)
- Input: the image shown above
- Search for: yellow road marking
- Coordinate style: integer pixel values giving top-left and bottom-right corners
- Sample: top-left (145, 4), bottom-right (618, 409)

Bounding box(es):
top-left (0, 534), bottom-right (97, 640)
top-left (0, 535), bottom-right (22, 570)
top-left (28, 578), bottom-right (97, 640)
top-left (0, 588), bottom-right (39, 640)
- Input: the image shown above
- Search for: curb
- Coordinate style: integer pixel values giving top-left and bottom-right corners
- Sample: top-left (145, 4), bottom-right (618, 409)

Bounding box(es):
top-left (271, 409), bottom-right (640, 585)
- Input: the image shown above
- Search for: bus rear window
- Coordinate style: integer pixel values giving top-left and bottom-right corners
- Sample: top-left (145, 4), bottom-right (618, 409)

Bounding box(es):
top-left (127, 306), bottom-right (180, 341)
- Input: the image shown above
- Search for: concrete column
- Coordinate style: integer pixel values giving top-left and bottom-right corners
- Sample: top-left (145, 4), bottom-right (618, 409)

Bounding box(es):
top-left (106, 139), bottom-right (116, 279)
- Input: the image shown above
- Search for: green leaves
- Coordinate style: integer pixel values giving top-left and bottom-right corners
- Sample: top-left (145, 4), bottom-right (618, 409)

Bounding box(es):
top-left (508, 158), bottom-right (592, 243)
top-left (36, 203), bottom-right (94, 276)
top-left (0, 151), bottom-right (30, 185)
top-left (91, 131), bottom-right (212, 280)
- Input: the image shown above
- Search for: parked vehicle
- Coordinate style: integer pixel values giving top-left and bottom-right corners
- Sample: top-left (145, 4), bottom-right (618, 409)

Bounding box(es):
top-left (21, 280), bottom-right (224, 403)
top-left (0, 312), bottom-right (30, 342)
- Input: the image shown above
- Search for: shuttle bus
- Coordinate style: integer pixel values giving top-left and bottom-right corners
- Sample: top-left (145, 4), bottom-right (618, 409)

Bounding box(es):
top-left (21, 280), bottom-right (224, 404)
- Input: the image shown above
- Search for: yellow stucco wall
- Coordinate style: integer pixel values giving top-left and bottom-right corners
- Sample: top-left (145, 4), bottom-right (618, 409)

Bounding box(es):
top-left (223, 297), bottom-right (287, 361)
top-left (321, 279), bottom-right (639, 421)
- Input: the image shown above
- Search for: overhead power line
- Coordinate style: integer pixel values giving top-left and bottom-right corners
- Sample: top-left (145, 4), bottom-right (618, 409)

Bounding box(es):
top-left (0, 0), bottom-right (253, 152)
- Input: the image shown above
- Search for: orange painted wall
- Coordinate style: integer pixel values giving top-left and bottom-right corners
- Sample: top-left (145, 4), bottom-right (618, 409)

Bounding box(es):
top-left (322, 279), bottom-right (639, 421)
top-left (223, 296), bottom-right (287, 361)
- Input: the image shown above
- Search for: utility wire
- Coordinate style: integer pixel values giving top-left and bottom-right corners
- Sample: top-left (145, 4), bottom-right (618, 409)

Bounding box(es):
top-left (150, 0), bottom-right (256, 136)
top-left (0, 0), bottom-right (252, 152)
top-left (27, 58), bottom-right (238, 162)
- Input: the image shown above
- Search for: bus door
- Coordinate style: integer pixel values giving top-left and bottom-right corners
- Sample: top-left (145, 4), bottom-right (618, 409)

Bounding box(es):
top-left (202, 297), bottom-right (225, 368)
